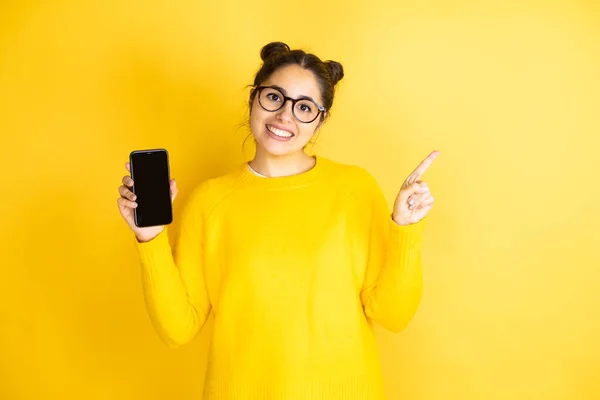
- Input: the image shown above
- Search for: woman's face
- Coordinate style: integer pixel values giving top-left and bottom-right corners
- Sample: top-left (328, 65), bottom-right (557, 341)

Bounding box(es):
top-left (250, 64), bottom-right (325, 157)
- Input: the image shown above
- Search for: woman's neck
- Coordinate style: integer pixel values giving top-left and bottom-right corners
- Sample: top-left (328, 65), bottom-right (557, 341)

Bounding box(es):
top-left (248, 151), bottom-right (316, 178)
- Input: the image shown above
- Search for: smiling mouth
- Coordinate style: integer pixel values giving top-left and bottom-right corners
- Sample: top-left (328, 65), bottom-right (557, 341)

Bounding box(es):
top-left (266, 124), bottom-right (295, 138)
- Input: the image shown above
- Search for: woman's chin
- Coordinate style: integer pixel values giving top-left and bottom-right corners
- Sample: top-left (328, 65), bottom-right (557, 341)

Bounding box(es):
top-left (264, 147), bottom-right (293, 157)
top-left (257, 139), bottom-right (300, 156)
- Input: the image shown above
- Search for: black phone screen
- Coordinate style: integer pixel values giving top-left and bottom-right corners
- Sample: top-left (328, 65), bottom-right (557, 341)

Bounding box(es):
top-left (129, 149), bottom-right (173, 228)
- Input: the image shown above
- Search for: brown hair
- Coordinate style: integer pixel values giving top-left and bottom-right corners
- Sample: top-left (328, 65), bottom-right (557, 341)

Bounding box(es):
top-left (249, 41), bottom-right (344, 116)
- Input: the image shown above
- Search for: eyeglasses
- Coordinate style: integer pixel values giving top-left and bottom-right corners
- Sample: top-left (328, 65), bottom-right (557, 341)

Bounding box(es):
top-left (255, 85), bottom-right (325, 124)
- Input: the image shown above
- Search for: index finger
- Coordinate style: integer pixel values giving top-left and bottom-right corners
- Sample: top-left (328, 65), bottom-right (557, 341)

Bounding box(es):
top-left (410, 150), bottom-right (439, 179)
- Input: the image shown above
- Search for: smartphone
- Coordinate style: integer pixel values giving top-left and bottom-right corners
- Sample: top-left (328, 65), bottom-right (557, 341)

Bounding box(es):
top-left (129, 148), bottom-right (173, 228)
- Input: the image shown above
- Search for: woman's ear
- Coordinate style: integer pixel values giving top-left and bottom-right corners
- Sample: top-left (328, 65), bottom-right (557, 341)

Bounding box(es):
top-left (315, 112), bottom-right (329, 131)
top-left (248, 90), bottom-right (256, 114)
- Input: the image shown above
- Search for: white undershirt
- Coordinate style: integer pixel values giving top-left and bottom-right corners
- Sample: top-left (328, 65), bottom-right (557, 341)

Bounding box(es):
top-left (247, 164), bottom-right (267, 178)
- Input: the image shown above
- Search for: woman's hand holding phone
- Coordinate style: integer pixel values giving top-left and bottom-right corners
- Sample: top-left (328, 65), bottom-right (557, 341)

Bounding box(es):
top-left (117, 161), bottom-right (178, 243)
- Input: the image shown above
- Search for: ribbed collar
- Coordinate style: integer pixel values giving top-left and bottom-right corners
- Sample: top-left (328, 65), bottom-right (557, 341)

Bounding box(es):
top-left (237, 155), bottom-right (330, 189)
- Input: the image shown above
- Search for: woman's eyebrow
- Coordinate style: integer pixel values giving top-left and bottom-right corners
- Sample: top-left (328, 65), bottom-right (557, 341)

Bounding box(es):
top-left (268, 84), bottom-right (318, 103)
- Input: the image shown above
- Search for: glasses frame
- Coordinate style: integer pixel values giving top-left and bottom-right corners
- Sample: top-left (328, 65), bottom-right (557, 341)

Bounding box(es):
top-left (254, 85), bottom-right (326, 124)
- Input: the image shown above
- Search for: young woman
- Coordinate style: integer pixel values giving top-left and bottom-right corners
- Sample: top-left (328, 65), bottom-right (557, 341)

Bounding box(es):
top-left (117, 41), bottom-right (438, 400)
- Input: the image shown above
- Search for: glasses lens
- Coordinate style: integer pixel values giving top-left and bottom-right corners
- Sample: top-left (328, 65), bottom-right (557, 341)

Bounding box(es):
top-left (259, 88), bottom-right (285, 111)
top-left (293, 100), bottom-right (319, 123)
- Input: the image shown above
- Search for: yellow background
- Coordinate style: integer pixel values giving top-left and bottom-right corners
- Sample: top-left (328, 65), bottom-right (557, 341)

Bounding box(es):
top-left (1, 0), bottom-right (599, 399)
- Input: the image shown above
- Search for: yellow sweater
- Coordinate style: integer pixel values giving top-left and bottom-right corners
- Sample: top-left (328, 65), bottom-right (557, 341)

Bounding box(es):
top-left (135, 154), bottom-right (425, 399)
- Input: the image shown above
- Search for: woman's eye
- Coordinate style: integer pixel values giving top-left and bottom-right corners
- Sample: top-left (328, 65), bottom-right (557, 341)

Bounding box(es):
top-left (298, 104), bottom-right (312, 113)
top-left (267, 94), bottom-right (281, 101)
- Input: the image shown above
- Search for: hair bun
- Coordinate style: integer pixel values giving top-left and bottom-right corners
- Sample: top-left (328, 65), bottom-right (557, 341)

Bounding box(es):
top-left (260, 42), bottom-right (291, 62)
top-left (325, 60), bottom-right (344, 85)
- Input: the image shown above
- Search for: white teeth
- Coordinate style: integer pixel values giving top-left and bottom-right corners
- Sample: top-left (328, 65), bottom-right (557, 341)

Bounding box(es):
top-left (267, 125), bottom-right (293, 138)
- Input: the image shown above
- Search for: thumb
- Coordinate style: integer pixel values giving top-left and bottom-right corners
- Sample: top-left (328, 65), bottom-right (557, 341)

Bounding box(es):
top-left (170, 179), bottom-right (178, 201)
top-left (400, 181), bottom-right (427, 201)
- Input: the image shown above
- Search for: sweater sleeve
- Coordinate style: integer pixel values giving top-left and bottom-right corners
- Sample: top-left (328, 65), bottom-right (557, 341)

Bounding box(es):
top-left (134, 185), bottom-right (212, 348)
top-left (359, 171), bottom-right (426, 333)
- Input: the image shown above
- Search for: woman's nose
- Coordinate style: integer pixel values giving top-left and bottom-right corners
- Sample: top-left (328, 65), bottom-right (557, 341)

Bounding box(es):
top-left (276, 100), bottom-right (294, 123)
